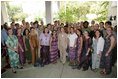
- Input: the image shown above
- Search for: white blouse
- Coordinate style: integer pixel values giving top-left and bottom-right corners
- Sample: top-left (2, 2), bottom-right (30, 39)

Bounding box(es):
top-left (92, 36), bottom-right (105, 54)
top-left (68, 33), bottom-right (78, 47)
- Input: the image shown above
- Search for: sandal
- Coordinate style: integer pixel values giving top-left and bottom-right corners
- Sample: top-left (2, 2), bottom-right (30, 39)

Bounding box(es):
top-left (12, 69), bottom-right (16, 73)
top-left (16, 66), bottom-right (23, 69)
top-left (100, 71), bottom-right (107, 75)
top-left (100, 71), bottom-right (104, 74)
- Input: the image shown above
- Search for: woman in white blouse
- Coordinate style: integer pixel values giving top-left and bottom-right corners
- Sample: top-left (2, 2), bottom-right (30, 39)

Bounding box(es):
top-left (92, 30), bottom-right (105, 72)
top-left (68, 27), bottom-right (78, 66)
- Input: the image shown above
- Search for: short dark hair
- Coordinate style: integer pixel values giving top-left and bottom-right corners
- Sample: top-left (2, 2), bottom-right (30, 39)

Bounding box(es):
top-left (83, 21), bottom-right (89, 25)
top-left (34, 20), bottom-right (38, 24)
top-left (107, 26), bottom-right (113, 30)
top-left (94, 30), bottom-right (102, 38)
top-left (47, 23), bottom-right (51, 27)
top-left (33, 22), bottom-right (36, 25)
top-left (105, 21), bottom-right (112, 26)
top-left (83, 21), bottom-right (89, 28)
top-left (51, 30), bottom-right (57, 36)
top-left (54, 20), bottom-right (58, 23)
top-left (7, 27), bottom-right (12, 31)
top-left (1, 25), bottom-right (3, 30)
top-left (30, 27), bottom-right (35, 31)
top-left (43, 27), bottom-right (49, 34)
top-left (99, 22), bottom-right (104, 25)
top-left (15, 23), bottom-right (19, 27)
top-left (3, 23), bottom-right (8, 30)
top-left (10, 22), bottom-right (15, 26)
top-left (76, 29), bottom-right (83, 36)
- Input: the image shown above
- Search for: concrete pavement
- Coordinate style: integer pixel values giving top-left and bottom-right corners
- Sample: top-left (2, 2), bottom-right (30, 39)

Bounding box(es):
top-left (1, 60), bottom-right (117, 78)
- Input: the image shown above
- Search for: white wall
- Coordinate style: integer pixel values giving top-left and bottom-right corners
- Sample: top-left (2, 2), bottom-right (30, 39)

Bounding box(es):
top-left (108, 1), bottom-right (117, 27)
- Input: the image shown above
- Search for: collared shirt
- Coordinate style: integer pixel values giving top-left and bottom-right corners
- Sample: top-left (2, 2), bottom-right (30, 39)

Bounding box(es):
top-left (1, 29), bottom-right (8, 45)
top-left (39, 33), bottom-right (51, 46)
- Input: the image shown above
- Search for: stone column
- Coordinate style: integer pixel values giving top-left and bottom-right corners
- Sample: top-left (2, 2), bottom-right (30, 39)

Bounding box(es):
top-left (45, 1), bottom-right (52, 24)
top-left (1, 1), bottom-right (9, 25)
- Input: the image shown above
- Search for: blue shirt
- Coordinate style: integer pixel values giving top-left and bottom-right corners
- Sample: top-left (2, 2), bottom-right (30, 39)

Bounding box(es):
top-left (1, 29), bottom-right (8, 45)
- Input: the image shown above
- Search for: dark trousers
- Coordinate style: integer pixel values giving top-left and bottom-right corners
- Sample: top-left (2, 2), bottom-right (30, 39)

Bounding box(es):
top-left (40, 45), bottom-right (50, 65)
top-left (78, 55), bottom-right (91, 70)
top-left (100, 53), bottom-right (112, 74)
top-left (2, 45), bottom-right (9, 64)
top-left (111, 45), bottom-right (117, 66)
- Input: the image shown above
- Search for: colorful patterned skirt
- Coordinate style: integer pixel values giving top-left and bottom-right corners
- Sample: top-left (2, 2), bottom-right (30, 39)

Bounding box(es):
top-left (8, 51), bottom-right (19, 68)
top-left (69, 47), bottom-right (76, 60)
top-left (50, 45), bottom-right (58, 63)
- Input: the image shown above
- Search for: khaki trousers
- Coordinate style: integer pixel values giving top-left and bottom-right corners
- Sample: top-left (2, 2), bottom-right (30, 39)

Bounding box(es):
top-left (59, 46), bottom-right (67, 64)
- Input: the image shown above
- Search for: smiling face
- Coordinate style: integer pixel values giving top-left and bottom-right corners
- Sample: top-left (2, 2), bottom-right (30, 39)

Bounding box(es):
top-left (30, 28), bottom-right (35, 34)
top-left (70, 27), bottom-right (74, 33)
top-left (52, 30), bottom-right (56, 35)
top-left (94, 24), bottom-right (99, 30)
top-left (99, 22), bottom-right (104, 28)
top-left (60, 27), bottom-right (65, 33)
top-left (44, 28), bottom-right (49, 33)
top-left (76, 30), bottom-right (81, 36)
top-left (25, 29), bottom-right (29, 35)
top-left (95, 30), bottom-right (100, 38)
top-left (8, 29), bottom-right (13, 36)
top-left (47, 24), bottom-right (51, 30)
top-left (106, 27), bottom-right (112, 35)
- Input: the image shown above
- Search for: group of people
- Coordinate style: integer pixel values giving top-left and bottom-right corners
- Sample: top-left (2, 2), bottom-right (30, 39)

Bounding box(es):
top-left (1, 20), bottom-right (117, 75)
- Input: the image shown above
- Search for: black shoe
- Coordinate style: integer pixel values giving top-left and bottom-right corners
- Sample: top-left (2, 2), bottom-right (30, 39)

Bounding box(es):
top-left (90, 66), bottom-right (92, 70)
top-left (41, 64), bottom-right (44, 67)
top-left (13, 71), bottom-right (17, 73)
top-left (12, 70), bottom-right (17, 73)
top-left (34, 63), bottom-right (39, 67)
top-left (45, 62), bottom-right (49, 65)
top-left (77, 66), bottom-right (81, 70)
top-left (16, 66), bottom-right (23, 69)
top-left (82, 68), bottom-right (88, 71)
top-left (91, 69), bottom-right (96, 72)
top-left (72, 65), bottom-right (77, 69)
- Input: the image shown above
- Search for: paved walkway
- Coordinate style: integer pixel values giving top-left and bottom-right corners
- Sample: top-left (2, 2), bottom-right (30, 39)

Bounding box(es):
top-left (1, 60), bottom-right (117, 78)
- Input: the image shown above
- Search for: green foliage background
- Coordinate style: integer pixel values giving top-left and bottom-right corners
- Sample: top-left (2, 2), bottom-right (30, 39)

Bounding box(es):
top-left (6, 2), bottom-right (28, 22)
top-left (5, 1), bottom-right (109, 23)
top-left (57, 1), bottom-right (109, 23)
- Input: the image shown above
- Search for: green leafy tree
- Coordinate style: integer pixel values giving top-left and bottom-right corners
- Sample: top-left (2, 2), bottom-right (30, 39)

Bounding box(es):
top-left (95, 1), bottom-right (109, 22)
top-left (34, 15), bottom-right (41, 21)
top-left (57, 1), bottom-right (109, 23)
top-left (5, 2), bottom-right (28, 22)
